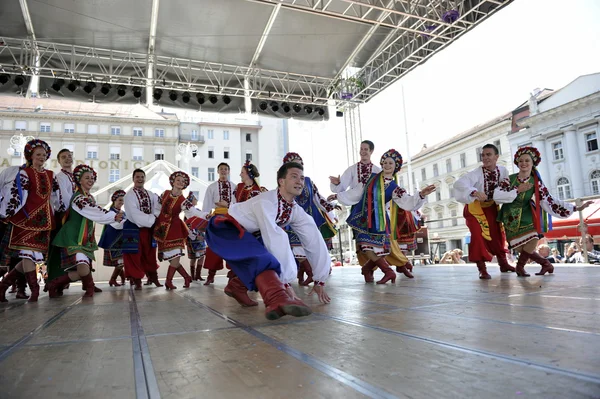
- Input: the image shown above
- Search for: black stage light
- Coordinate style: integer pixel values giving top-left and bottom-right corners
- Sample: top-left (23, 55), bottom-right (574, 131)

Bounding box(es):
top-left (281, 103), bottom-right (290, 113)
top-left (196, 93), bottom-right (205, 104)
top-left (259, 101), bottom-right (268, 111)
top-left (169, 90), bottom-right (178, 101)
top-left (209, 95), bottom-right (218, 104)
top-left (182, 92), bottom-right (190, 103)
top-left (51, 79), bottom-right (65, 92)
top-left (14, 75), bottom-right (25, 86)
top-left (293, 103), bottom-right (302, 113)
top-left (67, 80), bottom-right (80, 92)
top-left (222, 95), bottom-right (231, 105)
top-left (304, 105), bottom-right (313, 114)
top-left (0, 74), bottom-right (9, 85)
top-left (270, 102), bottom-right (279, 112)
top-left (153, 88), bottom-right (163, 100)
top-left (117, 85), bottom-right (126, 96)
top-left (100, 83), bottom-right (111, 95)
top-left (83, 81), bottom-right (96, 94)
top-left (132, 86), bottom-right (142, 98)
top-left (316, 107), bottom-right (325, 116)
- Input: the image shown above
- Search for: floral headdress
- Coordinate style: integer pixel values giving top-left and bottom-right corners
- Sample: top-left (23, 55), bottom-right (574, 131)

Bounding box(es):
top-left (24, 139), bottom-right (51, 163)
top-left (111, 190), bottom-right (126, 203)
top-left (514, 146), bottom-right (541, 167)
top-left (380, 148), bottom-right (403, 174)
top-left (73, 164), bottom-right (97, 186)
top-left (282, 152), bottom-right (303, 165)
top-left (169, 171), bottom-right (190, 189)
top-left (243, 160), bottom-right (257, 180)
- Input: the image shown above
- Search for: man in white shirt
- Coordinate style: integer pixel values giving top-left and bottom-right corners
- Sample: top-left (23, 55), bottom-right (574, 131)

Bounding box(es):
top-left (329, 140), bottom-right (381, 195)
top-left (206, 162), bottom-right (331, 320)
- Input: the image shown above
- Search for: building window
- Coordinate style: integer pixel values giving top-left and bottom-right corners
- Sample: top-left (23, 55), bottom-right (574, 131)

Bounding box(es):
top-left (246, 133), bottom-right (252, 142)
top-left (40, 122), bottom-right (51, 133)
top-left (86, 146), bottom-right (98, 159)
top-left (223, 130), bottom-right (229, 140)
top-left (224, 150), bottom-right (229, 159)
top-left (109, 146), bottom-right (121, 160)
top-left (154, 149), bottom-right (164, 161)
top-left (111, 126), bottom-right (121, 136)
top-left (460, 153), bottom-right (466, 168)
top-left (207, 129), bottom-right (214, 139)
top-left (246, 152), bottom-right (252, 161)
top-left (109, 169), bottom-right (120, 183)
top-left (591, 170), bottom-right (600, 195)
top-left (451, 209), bottom-right (458, 226)
top-left (475, 146), bottom-right (483, 162)
top-left (586, 132), bottom-right (598, 152)
top-left (433, 164), bottom-right (438, 177)
top-left (411, 172), bottom-right (415, 186)
top-left (133, 127), bottom-right (143, 137)
top-left (191, 167), bottom-right (199, 178)
top-left (493, 140), bottom-right (502, 154)
top-left (208, 149), bottom-right (214, 159)
top-left (15, 121), bottom-right (27, 131)
top-left (446, 159), bottom-right (452, 173)
top-left (436, 191), bottom-right (441, 201)
top-left (557, 177), bottom-right (571, 200)
top-left (155, 129), bottom-right (165, 138)
top-left (421, 168), bottom-right (426, 181)
top-left (64, 123), bottom-right (75, 133)
top-left (399, 176), bottom-right (404, 187)
top-left (552, 141), bottom-right (564, 160)
top-left (208, 167), bottom-right (215, 182)
top-left (437, 212), bottom-right (443, 228)
top-left (87, 124), bottom-right (98, 134)
top-left (191, 130), bottom-right (199, 140)
top-left (132, 147), bottom-right (143, 161)
top-left (448, 183), bottom-right (454, 198)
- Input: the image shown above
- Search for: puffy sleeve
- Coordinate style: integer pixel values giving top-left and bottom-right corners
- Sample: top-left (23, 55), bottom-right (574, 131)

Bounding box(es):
top-left (202, 184), bottom-right (215, 213)
top-left (538, 180), bottom-right (576, 218)
top-left (454, 169), bottom-right (479, 204)
top-left (2, 170), bottom-right (29, 218)
top-left (181, 197), bottom-right (209, 219)
top-left (493, 177), bottom-right (518, 204)
top-left (56, 173), bottom-right (73, 211)
top-left (51, 175), bottom-right (66, 213)
top-left (336, 182), bottom-right (365, 206)
top-left (391, 185), bottom-right (426, 211)
top-left (312, 181), bottom-right (335, 212)
top-left (289, 207), bottom-right (331, 284)
top-left (251, 199), bottom-right (298, 284)
top-left (72, 194), bottom-right (117, 224)
top-left (330, 165), bottom-right (354, 193)
top-left (151, 192), bottom-right (162, 217)
top-left (124, 191), bottom-right (155, 228)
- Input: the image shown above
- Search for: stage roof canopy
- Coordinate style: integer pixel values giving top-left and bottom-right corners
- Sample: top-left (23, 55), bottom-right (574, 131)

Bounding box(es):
top-left (0, 0), bottom-right (512, 118)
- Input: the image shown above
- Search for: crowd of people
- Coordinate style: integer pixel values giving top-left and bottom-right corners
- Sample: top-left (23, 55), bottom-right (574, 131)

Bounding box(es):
top-left (0, 138), bottom-right (596, 319)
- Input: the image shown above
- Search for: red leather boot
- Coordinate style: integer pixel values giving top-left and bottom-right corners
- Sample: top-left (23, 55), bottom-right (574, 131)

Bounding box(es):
top-left (48, 274), bottom-right (73, 298)
top-left (515, 252), bottom-right (531, 277)
top-left (224, 276), bottom-right (258, 307)
top-left (476, 261), bottom-right (491, 279)
top-left (165, 267), bottom-right (177, 290)
top-left (133, 278), bottom-right (143, 290)
top-left (15, 273), bottom-right (29, 299)
top-left (147, 271), bottom-right (163, 287)
top-left (0, 269), bottom-right (20, 302)
top-left (299, 260), bottom-right (313, 286)
top-left (255, 270), bottom-right (312, 320)
top-left (24, 271), bottom-right (40, 302)
top-left (80, 273), bottom-right (96, 298)
top-left (190, 264), bottom-right (196, 281)
top-left (395, 264), bottom-right (414, 278)
top-left (498, 253), bottom-right (516, 273)
top-left (195, 258), bottom-right (205, 281)
top-left (529, 251), bottom-right (554, 275)
top-left (109, 268), bottom-right (122, 287)
top-left (374, 258), bottom-right (396, 284)
top-left (203, 269), bottom-right (216, 286)
top-left (176, 266), bottom-right (193, 288)
top-left (119, 269), bottom-right (126, 285)
top-left (361, 260), bottom-right (375, 283)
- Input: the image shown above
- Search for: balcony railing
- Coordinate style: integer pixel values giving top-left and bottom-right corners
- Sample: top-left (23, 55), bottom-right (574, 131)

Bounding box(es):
top-left (179, 133), bottom-right (205, 143)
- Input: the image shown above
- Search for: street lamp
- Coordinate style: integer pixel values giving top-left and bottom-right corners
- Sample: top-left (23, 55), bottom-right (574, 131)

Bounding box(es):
top-left (7, 133), bottom-right (35, 165)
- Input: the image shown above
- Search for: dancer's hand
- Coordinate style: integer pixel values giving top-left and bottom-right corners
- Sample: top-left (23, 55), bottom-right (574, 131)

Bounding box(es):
top-left (215, 201), bottom-right (228, 208)
top-left (576, 200), bottom-right (594, 212)
top-left (472, 191), bottom-right (488, 202)
top-left (308, 284), bottom-right (331, 304)
top-left (115, 212), bottom-right (124, 222)
top-left (516, 182), bottom-right (533, 193)
top-left (329, 175), bottom-right (340, 185)
top-left (419, 184), bottom-right (436, 197)
top-left (327, 194), bottom-right (337, 202)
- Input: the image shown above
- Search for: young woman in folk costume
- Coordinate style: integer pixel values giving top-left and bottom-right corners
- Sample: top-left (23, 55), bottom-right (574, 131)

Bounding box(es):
top-left (496, 146), bottom-right (592, 276)
top-left (153, 171), bottom-right (209, 290)
top-left (98, 190), bottom-right (127, 287)
top-left (334, 149), bottom-right (436, 284)
top-left (221, 161), bottom-right (268, 307)
top-left (48, 165), bottom-right (123, 298)
top-left (185, 193), bottom-right (206, 281)
top-left (281, 152), bottom-right (339, 286)
top-left (0, 140), bottom-right (65, 302)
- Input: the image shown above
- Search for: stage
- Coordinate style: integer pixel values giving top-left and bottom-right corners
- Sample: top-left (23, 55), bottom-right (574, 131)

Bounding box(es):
top-left (1, 265), bottom-right (599, 398)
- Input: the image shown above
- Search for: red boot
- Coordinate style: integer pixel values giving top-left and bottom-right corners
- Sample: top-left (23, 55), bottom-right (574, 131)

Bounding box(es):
top-left (404, 261), bottom-right (414, 272)
top-left (9, 281), bottom-right (17, 293)
top-left (299, 260), bottom-right (313, 286)
top-left (195, 259), bottom-right (205, 281)
top-left (0, 269), bottom-right (21, 302)
top-left (165, 267), bottom-right (177, 290)
top-left (203, 269), bottom-right (216, 286)
top-left (224, 276), bottom-right (259, 307)
top-left (255, 270), bottom-right (312, 320)
top-left (176, 266), bottom-right (193, 288)
top-left (119, 269), bottom-right (126, 285)
top-left (48, 274), bottom-right (73, 298)
top-left (476, 261), bottom-right (491, 280)
top-left (190, 264), bottom-right (196, 281)
top-left (147, 271), bottom-right (163, 287)
top-left (529, 251), bottom-right (554, 275)
top-left (515, 252), bottom-right (531, 277)
top-left (80, 273), bottom-right (96, 297)
top-left (374, 258), bottom-right (396, 284)
top-left (15, 273), bottom-right (29, 299)
top-left (498, 253), bottom-right (516, 273)
top-left (109, 268), bottom-right (122, 287)
top-left (24, 271), bottom-right (40, 302)
top-left (395, 264), bottom-right (414, 279)
top-left (133, 278), bottom-right (143, 290)
top-left (361, 260), bottom-right (375, 283)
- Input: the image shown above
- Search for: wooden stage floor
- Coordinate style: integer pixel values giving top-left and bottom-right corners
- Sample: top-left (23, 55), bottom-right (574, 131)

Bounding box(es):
top-left (1, 264), bottom-right (599, 399)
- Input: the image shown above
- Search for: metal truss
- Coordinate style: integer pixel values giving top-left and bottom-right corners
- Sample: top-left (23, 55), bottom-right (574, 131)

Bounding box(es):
top-left (0, 37), bottom-right (337, 106)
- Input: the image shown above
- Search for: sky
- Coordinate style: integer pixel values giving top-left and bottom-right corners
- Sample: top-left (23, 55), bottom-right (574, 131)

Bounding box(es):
top-left (288, 0), bottom-right (600, 195)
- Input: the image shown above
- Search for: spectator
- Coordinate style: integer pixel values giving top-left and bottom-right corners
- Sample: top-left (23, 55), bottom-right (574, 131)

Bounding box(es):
top-left (537, 244), bottom-right (559, 263)
top-left (565, 242), bottom-right (583, 263)
top-left (551, 248), bottom-right (564, 263)
top-left (580, 235), bottom-right (600, 263)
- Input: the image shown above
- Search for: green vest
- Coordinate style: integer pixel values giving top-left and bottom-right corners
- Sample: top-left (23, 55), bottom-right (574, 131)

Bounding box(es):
top-left (52, 191), bottom-right (98, 260)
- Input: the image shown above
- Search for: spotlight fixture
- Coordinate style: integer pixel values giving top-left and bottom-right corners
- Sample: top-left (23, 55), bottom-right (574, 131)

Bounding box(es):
top-left (83, 81), bottom-right (96, 94)
top-left (196, 93), bottom-right (205, 104)
top-left (293, 104), bottom-right (302, 113)
top-left (0, 74), bottom-right (9, 85)
top-left (304, 105), bottom-right (313, 114)
top-left (153, 88), bottom-right (163, 101)
top-left (209, 95), bottom-right (218, 104)
top-left (132, 86), bottom-right (142, 98)
top-left (116, 85), bottom-right (126, 96)
top-left (51, 79), bottom-right (65, 92)
top-left (282, 103), bottom-right (290, 113)
top-left (67, 80), bottom-right (80, 92)
top-left (259, 101), bottom-right (268, 111)
top-left (100, 83), bottom-right (111, 95)
top-left (169, 90), bottom-right (178, 101)
top-left (222, 95), bottom-right (231, 105)
top-left (270, 102), bottom-right (279, 112)
top-left (14, 75), bottom-right (25, 86)
top-left (316, 107), bottom-right (325, 116)
top-left (182, 92), bottom-right (190, 103)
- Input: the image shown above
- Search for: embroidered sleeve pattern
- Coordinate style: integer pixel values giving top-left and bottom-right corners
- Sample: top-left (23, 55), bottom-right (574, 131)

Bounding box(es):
top-left (539, 180), bottom-right (571, 217)
top-left (276, 191), bottom-right (293, 227)
top-left (392, 186), bottom-right (407, 199)
top-left (219, 181), bottom-right (232, 206)
top-left (357, 163), bottom-right (372, 185)
top-left (74, 194), bottom-right (107, 213)
top-left (5, 174), bottom-right (28, 217)
top-left (313, 182), bottom-right (335, 212)
top-left (498, 177), bottom-right (514, 192)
